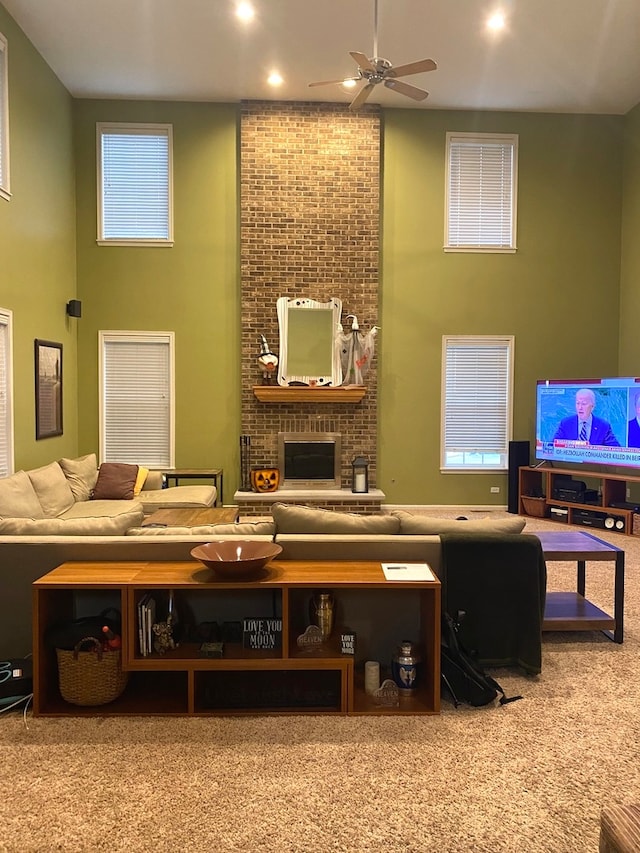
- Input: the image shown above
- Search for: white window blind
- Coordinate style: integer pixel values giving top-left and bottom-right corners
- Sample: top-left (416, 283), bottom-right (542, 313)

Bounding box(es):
top-left (441, 336), bottom-right (514, 471)
top-left (445, 133), bottom-right (517, 252)
top-left (100, 332), bottom-right (174, 468)
top-left (0, 309), bottom-right (14, 477)
top-left (0, 32), bottom-right (10, 202)
top-left (97, 123), bottom-right (173, 245)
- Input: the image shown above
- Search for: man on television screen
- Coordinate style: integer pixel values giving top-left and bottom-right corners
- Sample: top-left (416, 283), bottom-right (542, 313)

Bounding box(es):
top-left (553, 388), bottom-right (620, 446)
top-left (628, 391), bottom-right (640, 448)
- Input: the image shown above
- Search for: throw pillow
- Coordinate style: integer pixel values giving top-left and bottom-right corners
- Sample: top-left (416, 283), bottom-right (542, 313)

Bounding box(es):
top-left (0, 470), bottom-right (46, 519)
top-left (27, 462), bottom-right (75, 517)
top-left (59, 453), bottom-right (99, 502)
top-left (391, 511), bottom-right (526, 535)
top-left (92, 462), bottom-right (139, 501)
top-left (133, 466), bottom-right (149, 496)
top-left (271, 502), bottom-right (400, 534)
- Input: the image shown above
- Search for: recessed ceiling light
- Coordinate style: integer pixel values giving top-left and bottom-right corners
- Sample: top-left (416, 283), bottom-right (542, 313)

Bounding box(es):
top-left (487, 11), bottom-right (506, 31)
top-left (236, 2), bottom-right (255, 23)
top-left (342, 79), bottom-right (357, 90)
top-left (267, 71), bottom-right (284, 87)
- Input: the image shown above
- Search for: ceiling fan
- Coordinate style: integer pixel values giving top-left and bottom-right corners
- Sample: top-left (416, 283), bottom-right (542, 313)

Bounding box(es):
top-left (308, 0), bottom-right (437, 110)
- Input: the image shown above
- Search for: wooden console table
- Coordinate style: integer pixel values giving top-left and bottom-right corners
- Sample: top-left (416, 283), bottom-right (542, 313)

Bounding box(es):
top-left (32, 560), bottom-right (441, 717)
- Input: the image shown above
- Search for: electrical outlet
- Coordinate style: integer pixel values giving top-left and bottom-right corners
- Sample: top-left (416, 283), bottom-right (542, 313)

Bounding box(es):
top-left (490, 486), bottom-right (500, 494)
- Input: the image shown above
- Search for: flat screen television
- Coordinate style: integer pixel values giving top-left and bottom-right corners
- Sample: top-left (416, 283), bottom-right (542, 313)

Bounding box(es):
top-left (535, 377), bottom-right (640, 470)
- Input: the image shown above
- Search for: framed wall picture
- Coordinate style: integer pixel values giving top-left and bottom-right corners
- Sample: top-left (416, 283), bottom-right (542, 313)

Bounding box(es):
top-left (35, 339), bottom-right (63, 439)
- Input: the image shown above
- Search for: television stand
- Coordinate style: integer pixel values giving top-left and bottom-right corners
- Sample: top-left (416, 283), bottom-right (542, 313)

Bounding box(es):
top-left (519, 466), bottom-right (639, 535)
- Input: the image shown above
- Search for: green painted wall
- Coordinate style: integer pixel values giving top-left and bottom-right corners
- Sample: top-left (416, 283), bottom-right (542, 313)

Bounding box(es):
top-left (1, 0), bottom-right (634, 506)
top-left (380, 109), bottom-right (624, 504)
top-left (619, 101), bottom-right (640, 373)
top-left (0, 5), bottom-right (77, 470)
top-left (73, 100), bottom-right (239, 495)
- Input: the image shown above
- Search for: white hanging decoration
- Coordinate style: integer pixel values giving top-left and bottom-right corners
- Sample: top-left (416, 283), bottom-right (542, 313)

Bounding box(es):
top-left (337, 314), bottom-right (378, 386)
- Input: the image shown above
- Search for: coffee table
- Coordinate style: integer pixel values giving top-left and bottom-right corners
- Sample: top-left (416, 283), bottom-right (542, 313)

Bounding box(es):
top-left (536, 530), bottom-right (624, 643)
top-left (143, 507), bottom-right (239, 527)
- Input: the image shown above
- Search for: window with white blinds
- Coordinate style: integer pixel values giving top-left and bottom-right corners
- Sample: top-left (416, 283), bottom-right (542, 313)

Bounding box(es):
top-left (0, 32), bottom-right (10, 202)
top-left (99, 332), bottom-right (175, 468)
top-left (97, 123), bottom-right (173, 245)
top-left (441, 335), bottom-right (514, 471)
top-left (0, 309), bottom-right (14, 477)
top-left (445, 132), bottom-right (518, 252)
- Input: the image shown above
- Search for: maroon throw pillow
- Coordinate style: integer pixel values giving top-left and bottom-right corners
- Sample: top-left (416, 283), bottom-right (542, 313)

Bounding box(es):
top-left (92, 463), bottom-right (139, 500)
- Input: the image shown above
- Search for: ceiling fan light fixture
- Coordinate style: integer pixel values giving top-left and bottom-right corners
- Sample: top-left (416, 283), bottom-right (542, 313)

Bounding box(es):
top-left (308, 0), bottom-right (437, 109)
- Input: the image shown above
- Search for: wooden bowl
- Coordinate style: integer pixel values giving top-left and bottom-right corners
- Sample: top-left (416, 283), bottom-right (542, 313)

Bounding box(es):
top-left (190, 540), bottom-right (282, 579)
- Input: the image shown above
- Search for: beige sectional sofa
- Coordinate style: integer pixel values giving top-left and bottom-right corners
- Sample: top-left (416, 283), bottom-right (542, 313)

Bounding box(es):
top-left (0, 500), bottom-right (526, 658)
top-left (0, 454), bottom-right (217, 536)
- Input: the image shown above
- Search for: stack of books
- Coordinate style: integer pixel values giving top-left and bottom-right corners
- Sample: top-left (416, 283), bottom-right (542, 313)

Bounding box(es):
top-left (137, 594), bottom-right (156, 656)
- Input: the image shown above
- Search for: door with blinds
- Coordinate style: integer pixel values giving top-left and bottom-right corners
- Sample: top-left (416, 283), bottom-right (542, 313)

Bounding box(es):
top-left (99, 331), bottom-right (175, 468)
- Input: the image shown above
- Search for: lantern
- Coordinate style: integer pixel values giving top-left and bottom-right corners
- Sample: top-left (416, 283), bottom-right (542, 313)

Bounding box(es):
top-left (351, 456), bottom-right (369, 494)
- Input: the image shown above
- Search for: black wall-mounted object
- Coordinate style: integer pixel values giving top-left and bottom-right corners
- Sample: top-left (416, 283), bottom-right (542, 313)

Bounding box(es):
top-left (508, 440), bottom-right (530, 514)
top-left (66, 299), bottom-right (82, 318)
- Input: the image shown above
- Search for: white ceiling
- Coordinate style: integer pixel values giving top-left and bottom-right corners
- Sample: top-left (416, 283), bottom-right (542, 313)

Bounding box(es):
top-left (3, 0), bottom-right (640, 114)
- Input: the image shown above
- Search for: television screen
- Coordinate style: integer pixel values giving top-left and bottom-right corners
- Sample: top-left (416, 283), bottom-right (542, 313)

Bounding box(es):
top-left (535, 377), bottom-right (640, 469)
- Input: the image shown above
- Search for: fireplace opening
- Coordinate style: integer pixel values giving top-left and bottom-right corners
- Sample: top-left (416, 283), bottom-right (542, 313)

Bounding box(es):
top-left (277, 432), bottom-right (342, 489)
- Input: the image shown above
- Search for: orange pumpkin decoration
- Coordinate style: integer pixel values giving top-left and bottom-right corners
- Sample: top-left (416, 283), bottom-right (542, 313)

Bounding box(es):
top-left (250, 467), bottom-right (280, 493)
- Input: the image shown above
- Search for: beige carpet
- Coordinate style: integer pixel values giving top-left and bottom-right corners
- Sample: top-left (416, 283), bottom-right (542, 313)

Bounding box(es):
top-left (1, 515), bottom-right (640, 852)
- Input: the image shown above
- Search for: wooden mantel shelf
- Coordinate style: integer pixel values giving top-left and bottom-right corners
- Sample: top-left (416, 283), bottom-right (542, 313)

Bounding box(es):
top-left (253, 385), bottom-right (366, 403)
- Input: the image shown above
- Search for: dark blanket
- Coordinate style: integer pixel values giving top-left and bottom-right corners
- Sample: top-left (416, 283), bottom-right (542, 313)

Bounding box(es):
top-left (440, 532), bottom-right (547, 675)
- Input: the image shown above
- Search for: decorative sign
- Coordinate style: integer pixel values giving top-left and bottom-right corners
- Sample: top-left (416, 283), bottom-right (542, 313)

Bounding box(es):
top-left (340, 631), bottom-right (356, 655)
top-left (242, 617), bottom-right (282, 650)
top-left (296, 625), bottom-right (324, 648)
top-left (373, 678), bottom-right (400, 707)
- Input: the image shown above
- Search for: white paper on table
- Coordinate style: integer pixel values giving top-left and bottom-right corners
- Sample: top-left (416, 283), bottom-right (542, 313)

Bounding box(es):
top-left (381, 563), bottom-right (436, 582)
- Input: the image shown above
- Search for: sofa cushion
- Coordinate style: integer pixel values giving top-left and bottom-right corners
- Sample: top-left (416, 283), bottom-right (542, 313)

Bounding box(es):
top-left (133, 467), bottom-right (149, 496)
top-left (142, 471), bottom-right (164, 490)
top-left (61, 500), bottom-right (144, 527)
top-left (59, 453), bottom-right (99, 502)
top-left (138, 485), bottom-right (216, 513)
top-left (0, 470), bottom-right (46, 519)
top-left (27, 462), bottom-right (75, 517)
top-left (92, 462), bottom-right (139, 500)
top-left (126, 520), bottom-right (275, 536)
top-left (391, 511), bottom-right (526, 535)
top-left (0, 509), bottom-right (142, 536)
top-left (271, 503), bottom-right (401, 534)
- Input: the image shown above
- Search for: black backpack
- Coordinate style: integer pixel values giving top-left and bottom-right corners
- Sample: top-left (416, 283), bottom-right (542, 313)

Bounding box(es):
top-left (441, 611), bottom-right (522, 707)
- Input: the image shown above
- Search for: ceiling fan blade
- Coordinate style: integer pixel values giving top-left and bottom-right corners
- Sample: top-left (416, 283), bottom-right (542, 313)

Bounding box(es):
top-left (309, 77), bottom-right (359, 88)
top-left (384, 79), bottom-right (429, 101)
top-left (349, 83), bottom-right (375, 110)
top-left (349, 51), bottom-right (376, 73)
top-left (387, 58), bottom-right (437, 78)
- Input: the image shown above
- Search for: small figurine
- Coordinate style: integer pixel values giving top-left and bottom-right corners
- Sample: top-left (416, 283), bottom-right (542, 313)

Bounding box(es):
top-left (152, 615), bottom-right (177, 655)
top-left (257, 334), bottom-right (278, 385)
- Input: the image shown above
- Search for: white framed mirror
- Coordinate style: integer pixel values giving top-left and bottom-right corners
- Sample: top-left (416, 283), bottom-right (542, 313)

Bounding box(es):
top-left (276, 297), bottom-right (343, 387)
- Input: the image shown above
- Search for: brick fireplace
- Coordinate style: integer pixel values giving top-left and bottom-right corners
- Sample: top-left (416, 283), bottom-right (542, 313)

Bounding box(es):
top-left (237, 101), bottom-right (381, 512)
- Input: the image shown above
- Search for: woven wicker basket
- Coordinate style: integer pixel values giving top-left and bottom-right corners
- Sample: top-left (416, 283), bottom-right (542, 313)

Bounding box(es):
top-left (521, 495), bottom-right (549, 518)
top-left (56, 637), bottom-right (129, 706)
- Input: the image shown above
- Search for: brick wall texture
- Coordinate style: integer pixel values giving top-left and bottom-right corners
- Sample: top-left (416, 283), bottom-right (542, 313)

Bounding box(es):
top-left (240, 101), bottom-right (381, 490)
